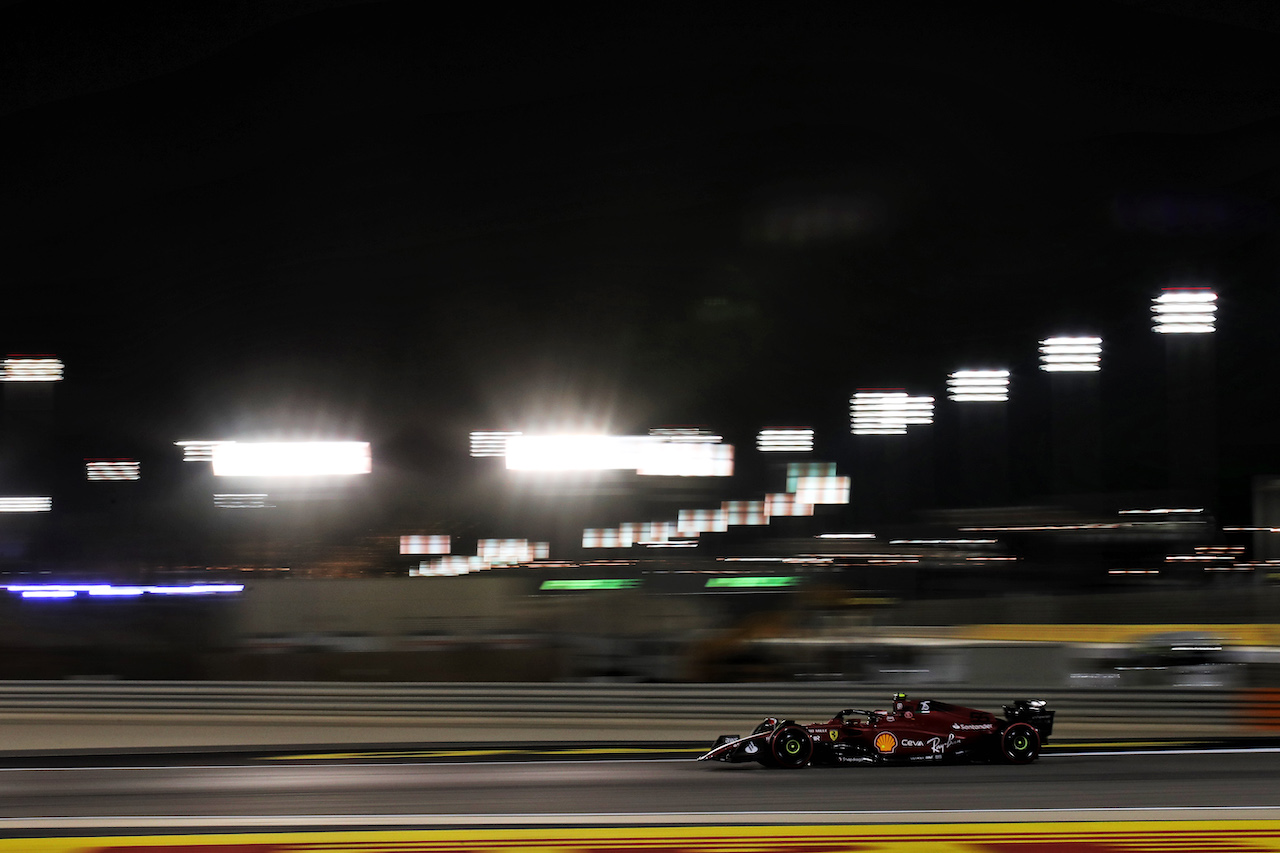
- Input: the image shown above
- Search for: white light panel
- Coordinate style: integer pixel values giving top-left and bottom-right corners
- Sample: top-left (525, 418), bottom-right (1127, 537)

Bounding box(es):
top-left (469, 431), bottom-right (522, 457)
top-left (850, 391), bottom-right (935, 434)
top-left (1153, 288), bottom-right (1217, 334)
top-left (213, 493), bottom-right (271, 509)
top-left (1039, 336), bottom-right (1101, 372)
top-left (86, 460), bottom-right (140, 481)
top-left (211, 442), bottom-right (371, 476)
top-left (757, 428), bottom-right (815, 452)
top-left (0, 497), bottom-right (51, 512)
top-left (175, 440), bottom-right (235, 462)
top-left (1, 356), bottom-right (63, 382)
top-left (947, 369), bottom-right (1009, 402)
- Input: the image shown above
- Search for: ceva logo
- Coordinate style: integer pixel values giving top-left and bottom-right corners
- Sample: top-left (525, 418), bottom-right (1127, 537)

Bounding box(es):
top-left (873, 732), bottom-right (898, 754)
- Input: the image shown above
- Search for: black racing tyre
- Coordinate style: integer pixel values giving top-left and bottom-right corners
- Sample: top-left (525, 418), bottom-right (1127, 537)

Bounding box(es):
top-left (769, 725), bottom-right (814, 768)
top-left (753, 720), bottom-right (779, 767)
top-left (1001, 722), bottom-right (1040, 764)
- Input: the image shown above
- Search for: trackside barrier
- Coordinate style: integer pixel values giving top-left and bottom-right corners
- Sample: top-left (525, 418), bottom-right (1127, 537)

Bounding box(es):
top-left (0, 682), bottom-right (1265, 735)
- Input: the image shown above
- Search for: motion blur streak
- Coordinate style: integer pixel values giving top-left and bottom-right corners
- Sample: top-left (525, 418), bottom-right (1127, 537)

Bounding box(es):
top-left (505, 435), bottom-right (733, 476)
top-left (400, 534), bottom-right (451, 555)
top-left (756, 428), bottom-right (815, 452)
top-left (175, 440), bottom-right (234, 462)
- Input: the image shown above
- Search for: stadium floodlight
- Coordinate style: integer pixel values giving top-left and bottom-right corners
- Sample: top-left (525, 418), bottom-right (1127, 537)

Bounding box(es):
top-left (400, 534), bottom-right (451, 555)
top-left (1, 356), bottom-right (63, 382)
top-left (850, 390), bottom-right (935, 434)
top-left (211, 442), bottom-right (371, 476)
top-left (469, 431), bottom-right (522, 458)
top-left (1153, 288), bottom-right (1217, 334)
top-left (0, 497), bottom-right (52, 512)
top-left (1039, 336), bottom-right (1101, 371)
top-left (86, 459), bottom-right (140, 481)
top-left (757, 428), bottom-right (815, 452)
top-left (947, 369), bottom-right (1010, 402)
top-left (214, 493), bottom-right (271, 509)
top-left (175, 440), bottom-right (235, 462)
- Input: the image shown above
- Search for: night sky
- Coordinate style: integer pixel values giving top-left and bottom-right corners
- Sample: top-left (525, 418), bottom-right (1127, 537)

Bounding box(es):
top-left (3, 1), bottom-right (1280, 557)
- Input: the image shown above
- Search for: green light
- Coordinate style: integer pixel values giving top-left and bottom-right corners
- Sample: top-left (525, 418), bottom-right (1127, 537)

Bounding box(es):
top-left (705, 576), bottom-right (800, 589)
top-left (539, 579), bottom-right (640, 591)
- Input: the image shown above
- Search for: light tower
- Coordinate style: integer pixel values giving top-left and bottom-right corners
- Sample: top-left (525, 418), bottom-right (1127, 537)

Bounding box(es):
top-left (849, 390), bottom-right (935, 522)
top-left (1153, 286), bottom-right (1217, 507)
top-left (1039, 336), bottom-right (1102, 497)
top-left (946, 369), bottom-right (1010, 507)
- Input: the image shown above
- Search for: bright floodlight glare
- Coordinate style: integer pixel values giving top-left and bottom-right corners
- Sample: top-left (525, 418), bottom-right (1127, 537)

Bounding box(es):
top-left (211, 442), bottom-right (372, 476)
top-left (0, 497), bottom-right (51, 512)
top-left (947, 369), bottom-right (1009, 402)
top-left (757, 428), bottom-right (815, 453)
top-left (469, 430), bottom-right (521, 458)
top-left (175, 440), bottom-right (234, 462)
top-left (85, 459), bottom-right (140, 481)
top-left (850, 390), bottom-right (935, 434)
top-left (1039, 336), bottom-right (1101, 372)
top-left (1153, 288), bottom-right (1217, 334)
top-left (1, 356), bottom-right (63, 382)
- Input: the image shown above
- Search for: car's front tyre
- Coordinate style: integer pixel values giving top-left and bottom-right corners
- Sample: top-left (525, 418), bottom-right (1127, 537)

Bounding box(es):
top-left (769, 725), bottom-right (814, 768)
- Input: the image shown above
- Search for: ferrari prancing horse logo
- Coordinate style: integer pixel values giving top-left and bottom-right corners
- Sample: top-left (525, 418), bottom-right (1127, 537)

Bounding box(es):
top-left (828, 729), bottom-right (839, 741)
top-left (873, 731), bottom-right (898, 754)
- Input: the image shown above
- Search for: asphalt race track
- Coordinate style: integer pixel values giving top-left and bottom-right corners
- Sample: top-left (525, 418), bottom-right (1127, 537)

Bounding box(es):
top-left (1, 741), bottom-right (1280, 828)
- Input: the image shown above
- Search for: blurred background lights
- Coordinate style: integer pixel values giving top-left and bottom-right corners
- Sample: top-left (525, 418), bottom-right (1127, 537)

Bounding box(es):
top-left (213, 493), bottom-right (271, 509)
top-left (757, 428), bottom-right (814, 452)
top-left (677, 508), bottom-right (728, 536)
top-left (211, 442), bottom-right (372, 476)
top-left (469, 430), bottom-right (521, 457)
top-left (1152, 287), bottom-right (1218, 334)
top-left (399, 534), bottom-right (451, 555)
top-left (793, 475), bottom-right (851, 505)
top-left (476, 538), bottom-right (549, 565)
top-left (850, 390), bottom-right (935, 434)
top-left (0, 497), bottom-right (51, 512)
top-left (947, 369), bottom-right (1010, 402)
top-left (86, 459), bottom-right (140, 481)
top-left (175, 440), bottom-right (234, 462)
top-left (1, 356), bottom-right (63, 381)
top-left (1039, 336), bottom-right (1102, 371)
top-left (505, 434), bottom-right (732, 476)
top-left (765, 493), bottom-right (814, 517)
top-left (722, 500), bottom-right (768, 525)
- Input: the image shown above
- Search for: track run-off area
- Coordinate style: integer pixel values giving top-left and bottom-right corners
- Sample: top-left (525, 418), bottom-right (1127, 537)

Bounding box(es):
top-left (4, 740), bottom-right (1280, 850)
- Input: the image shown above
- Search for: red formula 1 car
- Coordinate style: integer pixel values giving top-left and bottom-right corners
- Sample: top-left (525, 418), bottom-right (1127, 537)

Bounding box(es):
top-left (698, 693), bottom-right (1054, 767)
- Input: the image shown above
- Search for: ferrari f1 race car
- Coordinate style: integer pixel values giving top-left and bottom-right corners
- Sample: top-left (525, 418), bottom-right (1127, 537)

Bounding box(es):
top-left (698, 693), bottom-right (1054, 767)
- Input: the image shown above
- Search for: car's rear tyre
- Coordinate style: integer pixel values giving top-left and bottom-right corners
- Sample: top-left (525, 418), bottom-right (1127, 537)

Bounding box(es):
top-left (1001, 722), bottom-right (1040, 764)
top-left (769, 725), bottom-right (814, 768)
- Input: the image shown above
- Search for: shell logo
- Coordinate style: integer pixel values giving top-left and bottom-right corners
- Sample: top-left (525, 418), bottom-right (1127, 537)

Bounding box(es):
top-left (873, 731), bottom-right (898, 754)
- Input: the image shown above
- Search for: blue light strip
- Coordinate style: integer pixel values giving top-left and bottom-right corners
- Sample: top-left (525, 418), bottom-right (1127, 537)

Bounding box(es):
top-left (5, 583), bottom-right (244, 598)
